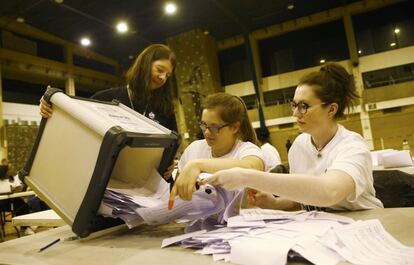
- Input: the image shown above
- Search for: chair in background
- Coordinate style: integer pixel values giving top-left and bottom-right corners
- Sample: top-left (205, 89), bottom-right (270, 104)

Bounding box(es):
top-left (271, 163), bottom-right (290, 174)
top-left (373, 170), bottom-right (414, 208)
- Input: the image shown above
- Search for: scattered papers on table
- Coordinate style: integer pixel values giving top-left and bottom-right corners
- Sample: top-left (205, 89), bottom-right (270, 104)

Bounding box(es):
top-left (162, 208), bottom-right (414, 265)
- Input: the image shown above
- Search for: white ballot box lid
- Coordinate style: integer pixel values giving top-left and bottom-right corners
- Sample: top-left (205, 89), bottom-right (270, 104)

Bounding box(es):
top-left (19, 88), bottom-right (179, 237)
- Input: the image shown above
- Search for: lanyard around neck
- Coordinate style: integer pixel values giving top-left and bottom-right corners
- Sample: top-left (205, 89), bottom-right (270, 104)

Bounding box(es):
top-left (127, 86), bottom-right (151, 116)
top-left (126, 86), bottom-right (135, 110)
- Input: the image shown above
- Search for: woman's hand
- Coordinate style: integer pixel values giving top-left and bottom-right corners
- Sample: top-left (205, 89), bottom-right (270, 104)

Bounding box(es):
top-left (40, 96), bottom-right (53, 118)
top-left (247, 189), bottom-right (279, 209)
top-left (169, 161), bottom-right (201, 208)
top-left (204, 167), bottom-right (250, 191)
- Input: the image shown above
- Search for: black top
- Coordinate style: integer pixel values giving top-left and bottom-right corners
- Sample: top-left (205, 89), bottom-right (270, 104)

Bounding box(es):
top-left (91, 86), bottom-right (177, 132)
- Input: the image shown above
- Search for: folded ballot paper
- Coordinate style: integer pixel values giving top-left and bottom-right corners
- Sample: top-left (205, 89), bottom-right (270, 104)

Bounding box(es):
top-left (162, 209), bottom-right (414, 265)
top-left (98, 170), bottom-right (243, 228)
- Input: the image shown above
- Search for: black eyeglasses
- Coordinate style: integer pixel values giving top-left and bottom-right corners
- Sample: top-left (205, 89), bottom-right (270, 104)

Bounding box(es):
top-left (199, 122), bottom-right (229, 134)
top-left (290, 101), bottom-right (326, 114)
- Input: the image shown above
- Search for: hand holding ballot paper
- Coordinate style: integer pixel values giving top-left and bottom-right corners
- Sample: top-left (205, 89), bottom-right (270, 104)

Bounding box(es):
top-left (98, 170), bottom-right (242, 228)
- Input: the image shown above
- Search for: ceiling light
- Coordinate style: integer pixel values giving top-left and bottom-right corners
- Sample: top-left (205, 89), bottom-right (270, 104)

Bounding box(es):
top-left (80, 37), bottom-right (91, 47)
top-left (165, 2), bottom-right (177, 14)
top-left (394, 28), bottom-right (400, 34)
top-left (358, 50), bottom-right (362, 54)
top-left (128, 55), bottom-right (134, 59)
top-left (116, 22), bottom-right (128, 33)
top-left (16, 16), bottom-right (25, 23)
top-left (320, 59), bottom-right (325, 64)
top-left (287, 4), bottom-right (295, 10)
top-left (203, 30), bottom-right (209, 35)
top-left (54, 0), bottom-right (64, 3)
top-left (390, 42), bottom-right (396, 47)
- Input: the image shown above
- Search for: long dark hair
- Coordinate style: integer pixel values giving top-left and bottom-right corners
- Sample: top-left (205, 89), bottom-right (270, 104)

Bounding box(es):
top-left (202, 93), bottom-right (257, 144)
top-left (298, 62), bottom-right (359, 118)
top-left (125, 44), bottom-right (176, 117)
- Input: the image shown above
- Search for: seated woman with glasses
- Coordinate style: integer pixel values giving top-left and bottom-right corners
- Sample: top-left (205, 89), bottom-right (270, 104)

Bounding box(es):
top-left (205, 62), bottom-right (383, 211)
top-left (168, 92), bottom-right (266, 209)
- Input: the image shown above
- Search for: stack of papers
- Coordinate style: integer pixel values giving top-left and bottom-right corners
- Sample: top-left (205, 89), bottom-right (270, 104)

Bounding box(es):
top-left (162, 209), bottom-right (414, 265)
top-left (98, 170), bottom-right (243, 228)
top-left (371, 149), bottom-right (413, 168)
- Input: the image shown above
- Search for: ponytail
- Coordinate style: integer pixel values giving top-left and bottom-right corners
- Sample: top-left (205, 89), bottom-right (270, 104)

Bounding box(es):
top-left (299, 62), bottom-right (359, 118)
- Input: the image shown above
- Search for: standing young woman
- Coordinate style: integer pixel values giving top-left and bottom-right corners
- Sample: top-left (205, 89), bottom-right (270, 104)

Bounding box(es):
top-left (168, 92), bottom-right (266, 208)
top-left (40, 44), bottom-right (177, 131)
top-left (205, 63), bottom-right (383, 211)
top-left (39, 44), bottom-right (177, 177)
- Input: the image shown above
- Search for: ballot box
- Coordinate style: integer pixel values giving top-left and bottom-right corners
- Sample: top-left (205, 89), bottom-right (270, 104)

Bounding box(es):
top-left (19, 87), bottom-right (179, 238)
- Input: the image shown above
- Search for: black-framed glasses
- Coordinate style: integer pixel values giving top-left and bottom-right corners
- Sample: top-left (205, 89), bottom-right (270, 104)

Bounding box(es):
top-left (290, 101), bottom-right (326, 114)
top-left (199, 122), bottom-right (229, 134)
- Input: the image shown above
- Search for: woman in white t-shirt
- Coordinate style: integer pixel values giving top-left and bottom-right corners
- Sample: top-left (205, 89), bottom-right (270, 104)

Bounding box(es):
top-left (205, 63), bottom-right (383, 211)
top-left (255, 126), bottom-right (281, 172)
top-left (168, 92), bottom-right (265, 209)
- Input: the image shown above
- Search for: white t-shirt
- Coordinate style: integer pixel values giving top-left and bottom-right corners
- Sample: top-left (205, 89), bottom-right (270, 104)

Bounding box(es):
top-left (0, 175), bottom-right (23, 194)
top-left (288, 125), bottom-right (383, 210)
top-left (178, 139), bottom-right (266, 224)
top-left (179, 139), bottom-right (266, 171)
top-left (261, 143), bottom-right (281, 172)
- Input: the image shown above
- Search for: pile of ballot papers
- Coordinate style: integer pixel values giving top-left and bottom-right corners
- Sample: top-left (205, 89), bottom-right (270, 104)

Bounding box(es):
top-left (162, 208), bottom-right (414, 265)
top-left (98, 170), bottom-right (243, 229)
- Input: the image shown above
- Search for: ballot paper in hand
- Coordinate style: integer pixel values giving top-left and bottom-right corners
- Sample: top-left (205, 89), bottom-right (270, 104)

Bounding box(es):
top-left (98, 170), bottom-right (241, 228)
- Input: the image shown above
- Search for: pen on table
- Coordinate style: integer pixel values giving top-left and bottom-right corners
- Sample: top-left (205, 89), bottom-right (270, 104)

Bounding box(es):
top-left (38, 238), bottom-right (60, 253)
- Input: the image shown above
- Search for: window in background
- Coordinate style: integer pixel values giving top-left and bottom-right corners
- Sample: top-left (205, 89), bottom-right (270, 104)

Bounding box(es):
top-left (37, 38), bottom-right (65, 62)
top-left (218, 45), bottom-right (252, 86)
top-left (73, 55), bottom-right (117, 75)
top-left (353, 1), bottom-right (414, 56)
top-left (263, 86), bottom-right (296, 106)
top-left (1, 30), bottom-right (64, 62)
top-left (240, 94), bottom-right (257, 110)
top-left (2, 79), bottom-right (46, 105)
top-left (362, 63), bottom-right (414, 89)
top-left (259, 20), bottom-right (349, 76)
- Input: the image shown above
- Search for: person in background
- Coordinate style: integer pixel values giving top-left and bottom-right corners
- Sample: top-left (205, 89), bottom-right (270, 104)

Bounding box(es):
top-left (205, 62), bottom-right (383, 211)
top-left (39, 44), bottom-right (178, 177)
top-left (169, 92), bottom-right (266, 209)
top-left (255, 127), bottom-right (281, 172)
top-left (285, 139), bottom-right (292, 153)
top-left (0, 165), bottom-right (34, 235)
top-left (1, 158), bottom-right (8, 166)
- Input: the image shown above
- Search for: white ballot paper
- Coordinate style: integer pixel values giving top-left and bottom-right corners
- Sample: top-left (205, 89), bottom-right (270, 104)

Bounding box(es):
top-left (98, 170), bottom-right (242, 229)
top-left (162, 208), bottom-right (414, 265)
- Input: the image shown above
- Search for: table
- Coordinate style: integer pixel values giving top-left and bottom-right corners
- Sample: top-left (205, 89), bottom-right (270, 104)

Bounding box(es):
top-left (373, 166), bottom-right (414, 175)
top-left (12, 209), bottom-right (65, 227)
top-left (0, 191), bottom-right (35, 201)
top-left (0, 208), bottom-right (413, 265)
top-left (0, 191), bottom-right (36, 241)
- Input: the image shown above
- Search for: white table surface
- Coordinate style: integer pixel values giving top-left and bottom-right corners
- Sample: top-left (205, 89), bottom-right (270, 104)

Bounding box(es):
top-left (12, 209), bottom-right (65, 227)
top-left (0, 191), bottom-right (35, 201)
